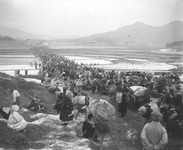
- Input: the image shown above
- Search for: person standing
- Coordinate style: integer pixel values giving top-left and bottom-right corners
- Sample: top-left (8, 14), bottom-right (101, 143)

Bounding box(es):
top-left (11, 89), bottom-right (23, 108)
top-left (118, 89), bottom-right (128, 117)
top-left (58, 88), bottom-right (74, 126)
top-left (141, 111), bottom-right (168, 150)
top-left (164, 88), bottom-right (175, 105)
top-left (118, 81), bottom-right (128, 118)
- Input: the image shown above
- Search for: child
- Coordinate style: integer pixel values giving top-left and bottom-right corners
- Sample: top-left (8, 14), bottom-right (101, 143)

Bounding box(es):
top-left (82, 113), bottom-right (99, 142)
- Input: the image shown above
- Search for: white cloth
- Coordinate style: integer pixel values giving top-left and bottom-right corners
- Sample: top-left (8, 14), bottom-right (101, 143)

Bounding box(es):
top-left (130, 86), bottom-right (147, 97)
top-left (50, 79), bottom-right (57, 88)
top-left (72, 96), bottom-right (86, 105)
top-left (2, 107), bottom-right (10, 114)
top-left (7, 112), bottom-right (27, 131)
top-left (149, 101), bottom-right (160, 112)
top-left (116, 92), bottom-right (122, 103)
top-left (12, 90), bottom-right (20, 103)
top-left (94, 99), bottom-right (115, 120)
top-left (10, 105), bottom-right (19, 113)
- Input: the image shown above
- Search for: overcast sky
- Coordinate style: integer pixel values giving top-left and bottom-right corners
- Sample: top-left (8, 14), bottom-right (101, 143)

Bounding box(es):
top-left (0, 0), bottom-right (182, 38)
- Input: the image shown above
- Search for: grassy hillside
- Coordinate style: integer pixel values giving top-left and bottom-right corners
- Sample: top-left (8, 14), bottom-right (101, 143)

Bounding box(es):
top-left (0, 72), bottom-right (58, 149)
top-left (0, 72), bottom-right (56, 111)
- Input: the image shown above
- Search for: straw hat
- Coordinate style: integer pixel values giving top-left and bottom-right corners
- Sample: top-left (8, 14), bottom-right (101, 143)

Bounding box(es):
top-left (138, 106), bottom-right (146, 115)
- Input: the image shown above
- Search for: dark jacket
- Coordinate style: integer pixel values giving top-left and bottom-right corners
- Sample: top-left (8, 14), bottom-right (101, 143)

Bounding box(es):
top-left (82, 121), bottom-right (95, 139)
top-left (57, 94), bottom-right (74, 122)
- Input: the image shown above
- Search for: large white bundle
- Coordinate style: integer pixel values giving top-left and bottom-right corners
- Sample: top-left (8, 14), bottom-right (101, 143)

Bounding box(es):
top-left (130, 86), bottom-right (147, 97)
top-left (50, 78), bottom-right (59, 88)
top-left (72, 96), bottom-right (86, 105)
top-left (65, 90), bottom-right (74, 98)
top-left (92, 99), bottom-right (115, 120)
top-left (87, 98), bottom-right (99, 113)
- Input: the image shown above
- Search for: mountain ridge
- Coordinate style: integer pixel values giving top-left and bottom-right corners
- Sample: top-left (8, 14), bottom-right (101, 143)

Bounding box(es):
top-left (73, 21), bottom-right (183, 47)
top-left (0, 21), bottom-right (183, 47)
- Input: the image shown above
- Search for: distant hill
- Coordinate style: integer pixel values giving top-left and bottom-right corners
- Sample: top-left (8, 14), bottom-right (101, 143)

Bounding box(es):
top-left (1, 21), bottom-right (183, 46)
top-left (0, 25), bottom-right (36, 39)
top-left (73, 21), bottom-right (183, 47)
top-left (166, 40), bottom-right (183, 51)
top-left (0, 35), bottom-right (16, 41)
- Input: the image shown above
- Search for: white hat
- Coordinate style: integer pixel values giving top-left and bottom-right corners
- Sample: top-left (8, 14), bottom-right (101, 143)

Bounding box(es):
top-left (10, 105), bottom-right (19, 113)
top-left (138, 106), bottom-right (146, 115)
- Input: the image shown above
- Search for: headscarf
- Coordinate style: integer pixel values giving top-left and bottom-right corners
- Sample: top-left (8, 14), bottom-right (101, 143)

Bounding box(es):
top-left (10, 105), bottom-right (19, 113)
top-left (138, 106), bottom-right (146, 115)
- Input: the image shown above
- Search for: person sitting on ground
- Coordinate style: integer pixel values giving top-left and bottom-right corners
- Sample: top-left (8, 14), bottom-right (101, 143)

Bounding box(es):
top-left (141, 111), bottom-right (168, 150)
top-left (82, 113), bottom-right (99, 142)
top-left (26, 98), bottom-right (45, 112)
top-left (7, 105), bottom-right (28, 132)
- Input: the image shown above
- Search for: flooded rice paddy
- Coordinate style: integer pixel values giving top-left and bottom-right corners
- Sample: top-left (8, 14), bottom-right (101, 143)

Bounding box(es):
top-left (0, 46), bottom-right (182, 76)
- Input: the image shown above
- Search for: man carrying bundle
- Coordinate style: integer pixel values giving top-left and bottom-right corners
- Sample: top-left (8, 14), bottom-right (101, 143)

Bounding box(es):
top-left (72, 94), bottom-right (89, 120)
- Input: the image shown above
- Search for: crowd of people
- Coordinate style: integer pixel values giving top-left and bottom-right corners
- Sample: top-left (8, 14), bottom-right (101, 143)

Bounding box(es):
top-left (0, 46), bottom-right (182, 149)
top-left (35, 48), bottom-right (182, 148)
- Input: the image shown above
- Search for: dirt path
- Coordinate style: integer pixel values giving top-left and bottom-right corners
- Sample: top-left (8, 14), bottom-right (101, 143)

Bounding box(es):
top-left (15, 90), bottom-right (143, 150)
top-left (24, 106), bottom-right (143, 150)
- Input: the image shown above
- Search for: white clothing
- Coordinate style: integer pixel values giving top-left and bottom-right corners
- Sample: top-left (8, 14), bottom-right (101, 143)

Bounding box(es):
top-left (12, 90), bottom-right (20, 103)
top-left (141, 121), bottom-right (168, 150)
top-left (149, 101), bottom-right (160, 113)
top-left (7, 112), bottom-right (27, 131)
